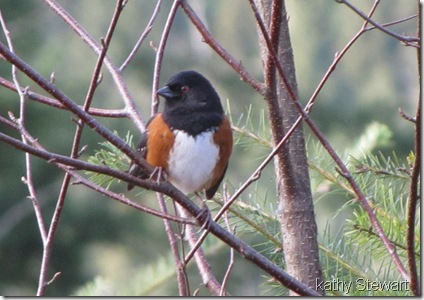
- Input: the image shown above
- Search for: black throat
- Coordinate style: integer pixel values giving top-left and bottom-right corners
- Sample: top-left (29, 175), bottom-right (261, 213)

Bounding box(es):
top-left (163, 110), bottom-right (223, 136)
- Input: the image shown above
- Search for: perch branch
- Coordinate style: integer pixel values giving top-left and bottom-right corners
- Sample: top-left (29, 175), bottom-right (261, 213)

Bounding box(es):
top-left (0, 130), bottom-right (320, 296)
top-left (0, 41), bottom-right (153, 175)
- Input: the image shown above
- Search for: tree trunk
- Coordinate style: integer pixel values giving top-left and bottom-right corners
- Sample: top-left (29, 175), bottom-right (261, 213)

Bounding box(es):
top-left (254, 0), bottom-right (324, 295)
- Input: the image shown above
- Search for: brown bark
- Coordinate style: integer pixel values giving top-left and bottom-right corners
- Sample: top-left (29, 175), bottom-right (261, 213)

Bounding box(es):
top-left (254, 0), bottom-right (324, 295)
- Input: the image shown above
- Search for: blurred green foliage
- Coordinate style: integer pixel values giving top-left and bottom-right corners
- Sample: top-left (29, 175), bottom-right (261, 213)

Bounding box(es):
top-left (0, 0), bottom-right (418, 296)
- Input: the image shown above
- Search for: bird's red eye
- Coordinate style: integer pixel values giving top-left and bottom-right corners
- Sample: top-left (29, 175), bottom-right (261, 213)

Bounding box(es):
top-left (181, 85), bottom-right (189, 93)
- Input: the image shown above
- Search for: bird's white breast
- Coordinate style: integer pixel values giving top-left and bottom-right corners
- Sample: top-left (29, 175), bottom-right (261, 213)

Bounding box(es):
top-left (167, 130), bottom-right (219, 195)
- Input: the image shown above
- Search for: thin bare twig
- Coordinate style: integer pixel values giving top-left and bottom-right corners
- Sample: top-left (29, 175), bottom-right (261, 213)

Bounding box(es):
top-left (2, 22), bottom-right (39, 236)
top-left (304, 0), bottom-right (381, 114)
top-left (220, 186), bottom-right (235, 296)
top-left (43, 0), bottom-right (145, 132)
top-left (148, 3), bottom-right (193, 295)
top-left (176, 205), bottom-right (227, 296)
top-left (151, 0), bottom-right (181, 115)
top-left (157, 193), bottom-right (190, 296)
top-left (0, 11), bottom-right (49, 249)
top-left (150, 3), bottom-right (227, 295)
top-left (337, 0), bottom-right (420, 46)
top-left (120, 0), bottom-right (163, 72)
top-left (150, 4), bottom-right (216, 282)
top-left (180, 0), bottom-right (265, 93)
top-left (73, 176), bottom-right (195, 225)
top-left (364, 14), bottom-right (417, 32)
top-left (1, 20), bottom-right (37, 236)
top-left (399, 108), bottom-right (416, 123)
top-left (0, 76), bottom-right (129, 117)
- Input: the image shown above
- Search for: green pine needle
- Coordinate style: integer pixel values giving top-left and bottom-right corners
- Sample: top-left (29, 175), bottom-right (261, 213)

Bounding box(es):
top-left (86, 131), bottom-right (134, 189)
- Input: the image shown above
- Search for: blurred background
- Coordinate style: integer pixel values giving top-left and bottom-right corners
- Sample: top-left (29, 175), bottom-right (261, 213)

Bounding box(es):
top-left (0, 0), bottom-right (418, 296)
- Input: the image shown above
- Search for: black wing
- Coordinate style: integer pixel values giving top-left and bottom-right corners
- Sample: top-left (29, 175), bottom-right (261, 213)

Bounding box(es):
top-left (205, 164), bottom-right (228, 200)
top-left (127, 130), bottom-right (148, 191)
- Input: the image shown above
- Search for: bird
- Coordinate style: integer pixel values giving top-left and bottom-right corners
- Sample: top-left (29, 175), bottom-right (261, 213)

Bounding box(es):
top-left (127, 70), bottom-right (233, 200)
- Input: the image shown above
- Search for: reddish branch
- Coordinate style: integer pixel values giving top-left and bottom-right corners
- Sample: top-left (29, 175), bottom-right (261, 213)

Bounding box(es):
top-left (43, 0), bottom-right (145, 132)
top-left (0, 129), bottom-right (320, 296)
top-left (180, 0), bottom-right (264, 93)
top-left (177, 206), bottom-right (227, 296)
top-left (407, 95), bottom-right (421, 296)
top-left (406, 2), bottom-right (421, 296)
top-left (120, 0), bottom-right (163, 72)
top-left (0, 76), bottom-right (128, 118)
top-left (249, 0), bottom-right (410, 281)
top-left (151, 0), bottom-right (181, 114)
top-left (157, 194), bottom-right (190, 296)
top-left (337, 0), bottom-right (420, 47)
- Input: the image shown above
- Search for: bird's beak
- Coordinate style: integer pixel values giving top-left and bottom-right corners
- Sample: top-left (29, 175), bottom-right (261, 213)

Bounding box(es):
top-left (156, 86), bottom-right (175, 99)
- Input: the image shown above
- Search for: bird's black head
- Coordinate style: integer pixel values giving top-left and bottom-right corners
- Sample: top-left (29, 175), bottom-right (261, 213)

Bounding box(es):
top-left (157, 70), bottom-right (225, 135)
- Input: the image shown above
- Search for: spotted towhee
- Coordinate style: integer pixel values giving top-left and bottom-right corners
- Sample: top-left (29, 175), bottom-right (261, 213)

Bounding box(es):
top-left (128, 70), bottom-right (233, 199)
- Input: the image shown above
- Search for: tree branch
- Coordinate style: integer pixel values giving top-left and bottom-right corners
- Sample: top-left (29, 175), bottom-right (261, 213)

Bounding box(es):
top-left (157, 193), bottom-right (190, 296)
top-left (43, 0), bottom-right (145, 132)
top-left (1, 116), bottom-right (196, 225)
top-left (364, 15), bottom-right (418, 33)
top-left (0, 7), bottom-right (50, 273)
top-left (406, 2), bottom-right (421, 295)
top-left (180, 0), bottom-right (265, 93)
top-left (337, 0), bottom-right (420, 47)
top-left (250, 0), bottom-right (411, 282)
top-left (177, 205), bottom-right (227, 296)
top-left (220, 187), bottom-right (235, 296)
top-left (120, 0), bottom-right (163, 72)
top-left (305, 0), bottom-right (380, 114)
top-left (0, 77), bottom-right (129, 118)
top-left (0, 130), bottom-right (320, 296)
top-left (151, 0), bottom-right (181, 115)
